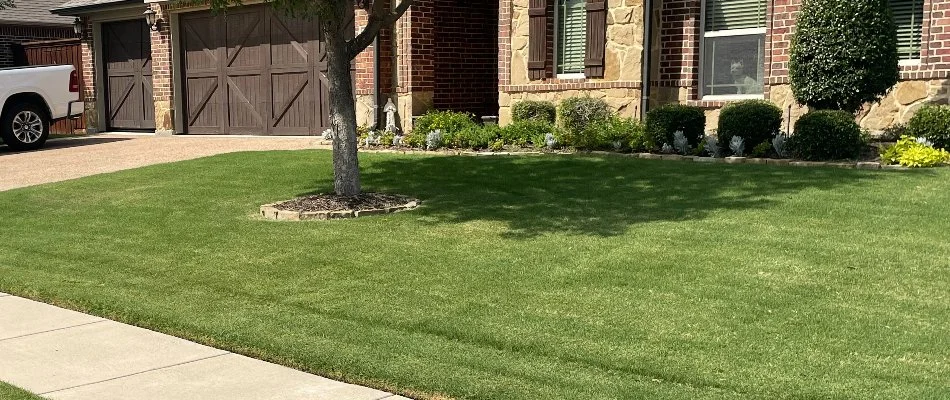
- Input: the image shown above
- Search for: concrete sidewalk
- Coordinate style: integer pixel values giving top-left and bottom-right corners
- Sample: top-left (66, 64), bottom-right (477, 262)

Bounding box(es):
top-left (0, 293), bottom-right (407, 400)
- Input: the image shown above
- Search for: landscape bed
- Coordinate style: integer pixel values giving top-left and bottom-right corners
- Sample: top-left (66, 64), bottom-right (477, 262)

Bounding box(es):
top-left (0, 150), bottom-right (948, 399)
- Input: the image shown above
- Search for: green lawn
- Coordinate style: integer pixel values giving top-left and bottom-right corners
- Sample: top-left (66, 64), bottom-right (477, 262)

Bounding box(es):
top-left (0, 151), bottom-right (948, 399)
top-left (0, 382), bottom-right (43, 400)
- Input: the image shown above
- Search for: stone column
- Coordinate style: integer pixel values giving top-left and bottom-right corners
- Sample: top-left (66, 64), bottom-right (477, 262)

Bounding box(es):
top-left (149, 3), bottom-right (175, 135)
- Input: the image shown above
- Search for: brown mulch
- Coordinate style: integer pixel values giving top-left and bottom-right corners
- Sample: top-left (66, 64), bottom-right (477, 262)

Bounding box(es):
top-left (272, 192), bottom-right (417, 212)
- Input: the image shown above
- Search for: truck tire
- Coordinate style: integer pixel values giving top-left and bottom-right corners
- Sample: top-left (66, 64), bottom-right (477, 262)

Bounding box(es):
top-left (1, 102), bottom-right (50, 151)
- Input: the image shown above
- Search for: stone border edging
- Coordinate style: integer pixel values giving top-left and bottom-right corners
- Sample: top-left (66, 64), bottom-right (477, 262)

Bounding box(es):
top-left (260, 199), bottom-right (420, 221)
top-left (346, 144), bottom-right (914, 171)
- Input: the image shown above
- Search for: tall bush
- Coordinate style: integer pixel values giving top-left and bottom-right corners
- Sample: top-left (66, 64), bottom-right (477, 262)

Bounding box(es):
top-left (717, 100), bottom-right (783, 156)
top-left (644, 104), bottom-right (705, 150)
top-left (789, 0), bottom-right (898, 113)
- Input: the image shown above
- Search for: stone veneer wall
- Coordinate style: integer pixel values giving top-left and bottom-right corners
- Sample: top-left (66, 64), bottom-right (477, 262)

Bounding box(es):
top-left (499, 0), bottom-right (645, 125)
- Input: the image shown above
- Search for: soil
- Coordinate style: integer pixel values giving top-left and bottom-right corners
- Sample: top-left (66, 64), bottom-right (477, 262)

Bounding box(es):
top-left (272, 193), bottom-right (417, 212)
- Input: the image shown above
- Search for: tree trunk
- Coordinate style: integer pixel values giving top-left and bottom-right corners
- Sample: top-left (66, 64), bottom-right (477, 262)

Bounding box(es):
top-left (324, 19), bottom-right (361, 196)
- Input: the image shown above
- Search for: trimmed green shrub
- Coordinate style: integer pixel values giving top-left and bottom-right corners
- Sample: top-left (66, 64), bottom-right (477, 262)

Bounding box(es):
top-left (789, 0), bottom-right (898, 113)
top-left (512, 100), bottom-right (557, 124)
top-left (880, 135), bottom-right (950, 167)
top-left (558, 97), bottom-right (613, 136)
top-left (449, 124), bottom-right (502, 149)
top-left (750, 141), bottom-right (773, 158)
top-left (572, 116), bottom-right (645, 151)
top-left (644, 104), bottom-right (705, 150)
top-left (788, 110), bottom-right (864, 160)
top-left (411, 110), bottom-right (478, 138)
top-left (906, 104), bottom-right (950, 149)
top-left (501, 120), bottom-right (555, 148)
top-left (717, 100), bottom-right (782, 155)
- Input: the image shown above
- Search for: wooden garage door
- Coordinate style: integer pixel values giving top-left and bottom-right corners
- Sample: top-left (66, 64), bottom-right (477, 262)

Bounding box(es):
top-left (180, 6), bottom-right (330, 135)
top-left (103, 20), bottom-right (155, 130)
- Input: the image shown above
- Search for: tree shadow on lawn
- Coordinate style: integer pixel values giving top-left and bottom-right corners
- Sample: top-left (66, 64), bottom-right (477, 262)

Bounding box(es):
top-left (349, 154), bottom-right (891, 238)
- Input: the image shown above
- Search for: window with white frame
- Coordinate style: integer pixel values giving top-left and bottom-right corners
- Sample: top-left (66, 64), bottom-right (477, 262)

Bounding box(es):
top-left (702, 0), bottom-right (766, 97)
top-left (891, 0), bottom-right (924, 61)
top-left (556, 0), bottom-right (587, 75)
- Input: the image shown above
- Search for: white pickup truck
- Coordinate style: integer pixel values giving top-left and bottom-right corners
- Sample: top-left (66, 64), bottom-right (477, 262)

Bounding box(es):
top-left (0, 65), bottom-right (81, 151)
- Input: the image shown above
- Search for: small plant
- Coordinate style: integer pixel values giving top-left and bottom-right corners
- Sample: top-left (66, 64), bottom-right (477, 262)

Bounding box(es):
top-left (489, 138), bottom-right (504, 151)
top-left (558, 96), bottom-right (613, 137)
top-left (880, 135), bottom-right (950, 167)
top-left (772, 134), bottom-right (789, 158)
top-left (426, 130), bottom-right (443, 150)
top-left (879, 123), bottom-right (906, 142)
top-left (717, 100), bottom-right (782, 154)
top-left (512, 100), bottom-right (557, 123)
top-left (450, 125), bottom-right (501, 149)
top-left (545, 132), bottom-right (557, 149)
top-left (750, 141), bottom-right (772, 158)
top-left (906, 105), bottom-right (950, 149)
top-left (380, 132), bottom-right (396, 146)
top-left (673, 130), bottom-right (690, 155)
top-left (788, 110), bottom-right (864, 161)
top-left (645, 104), bottom-right (705, 151)
top-left (705, 135), bottom-right (720, 157)
top-left (661, 143), bottom-right (674, 154)
top-left (729, 136), bottom-right (746, 157)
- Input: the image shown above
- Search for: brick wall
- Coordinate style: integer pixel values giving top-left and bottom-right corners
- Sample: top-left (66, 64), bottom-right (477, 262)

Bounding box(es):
top-left (0, 25), bottom-right (74, 67)
top-left (657, 0), bottom-right (700, 98)
top-left (432, 0), bottom-right (499, 117)
top-left (150, 3), bottom-right (174, 132)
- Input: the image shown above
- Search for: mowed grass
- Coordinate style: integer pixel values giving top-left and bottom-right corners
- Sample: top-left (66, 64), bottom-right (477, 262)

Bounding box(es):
top-left (0, 382), bottom-right (43, 400)
top-left (0, 151), bottom-right (948, 399)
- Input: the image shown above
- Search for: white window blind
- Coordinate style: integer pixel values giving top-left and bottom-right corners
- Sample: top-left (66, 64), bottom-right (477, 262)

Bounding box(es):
top-left (557, 0), bottom-right (587, 74)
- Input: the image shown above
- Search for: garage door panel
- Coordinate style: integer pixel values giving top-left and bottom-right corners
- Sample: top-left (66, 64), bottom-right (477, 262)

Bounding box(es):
top-left (103, 19), bottom-right (154, 130)
top-left (181, 5), bottom-right (329, 135)
top-left (227, 75), bottom-right (265, 130)
top-left (185, 77), bottom-right (220, 132)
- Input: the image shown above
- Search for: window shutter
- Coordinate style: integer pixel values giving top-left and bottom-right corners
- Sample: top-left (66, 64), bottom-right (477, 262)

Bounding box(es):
top-left (891, 0), bottom-right (924, 60)
top-left (704, 0), bottom-right (766, 32)
top-left (528, 0), bottom-right (549, 80)
top-left (584, 0), bottom-right (606, 78)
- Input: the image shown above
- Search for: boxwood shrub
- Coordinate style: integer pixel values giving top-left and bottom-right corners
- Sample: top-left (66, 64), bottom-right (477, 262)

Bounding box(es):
top-left (512, 100), bottom-right (557, 124)
top-left (906, 104), bottom-right (950, 149)
top-left (788, 110), bottom-right (864, 160)
top-left (411, 110), bottom-right (478, 138)
top-left (717, 100), bottom-right (782, 156)
top-left (644, 104), bottom-right (705, 150)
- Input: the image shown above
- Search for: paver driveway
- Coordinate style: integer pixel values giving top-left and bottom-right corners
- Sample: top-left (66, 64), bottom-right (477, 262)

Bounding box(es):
top-left (0, 134), bottom-right (328, 192)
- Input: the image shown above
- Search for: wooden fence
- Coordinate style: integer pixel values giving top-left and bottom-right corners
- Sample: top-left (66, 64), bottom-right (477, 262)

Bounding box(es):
top-left (19, 39), bottom-right (84, 134)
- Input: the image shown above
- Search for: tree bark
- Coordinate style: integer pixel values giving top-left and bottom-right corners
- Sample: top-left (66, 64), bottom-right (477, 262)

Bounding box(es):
top-left (324, 10), bottom-right (361, 196)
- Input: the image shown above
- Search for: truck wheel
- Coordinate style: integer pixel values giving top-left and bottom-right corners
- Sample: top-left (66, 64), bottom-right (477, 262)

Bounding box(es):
top-left (1, 102), bottom-right (50, 151)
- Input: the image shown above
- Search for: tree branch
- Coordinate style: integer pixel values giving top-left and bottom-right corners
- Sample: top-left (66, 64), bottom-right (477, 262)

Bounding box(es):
top-left (347, 0), bottom-right (413, 59)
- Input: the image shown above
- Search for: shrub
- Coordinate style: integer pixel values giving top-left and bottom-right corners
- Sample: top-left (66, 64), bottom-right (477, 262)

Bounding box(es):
top-left (717, 100), bottom-right (782, 155)
top-left (788, 110), bottom-right (864, 160)
top-left (512, 100), bottom-right (557, 124)
top-left (448, 124), bottom-right (502, 149)
top-left (644, 104), bottom-right (705, 150)
top-left (571, 116), bottom-right (645, 151)
top-left (789, 0), bottom-right (898, 113)
top-left (501, 120), bottom-right (555, 148)
top-left (411, 110), bottom-right (478, 139)
top-left (880, 135), bottom-right (950, 167)
top-left (751, 141), bottom-right (772, 158)
top-left (906, 104), bottom-right (950, 149)
top-left (558, 97), bottom-right (613, 136)
top-left (878, 123), bottom-right (907, 142)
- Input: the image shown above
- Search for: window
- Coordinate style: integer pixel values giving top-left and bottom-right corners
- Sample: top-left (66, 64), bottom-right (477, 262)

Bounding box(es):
top-left (891, 0), bottom-right (924, 61)
top-left (702, 0), bottom-right (766, 97)
top-left (556, 0), bottom-right (587, 75)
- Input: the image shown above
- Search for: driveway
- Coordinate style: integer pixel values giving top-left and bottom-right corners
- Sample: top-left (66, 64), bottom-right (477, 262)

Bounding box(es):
top-left (0, 134), bottom-right (329, 192)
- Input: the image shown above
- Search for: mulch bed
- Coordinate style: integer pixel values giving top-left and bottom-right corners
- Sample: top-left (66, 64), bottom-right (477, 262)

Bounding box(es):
top-left (272, 193), bottom-right (417, 212)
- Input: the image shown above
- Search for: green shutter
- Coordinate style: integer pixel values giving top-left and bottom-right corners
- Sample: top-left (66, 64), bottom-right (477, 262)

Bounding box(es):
top-left (705, 0), bottom-right (766, 32)
top-left (557, 0), bottom-right (586, 74)
top-left (891, 0), bottom-right (924, 60)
